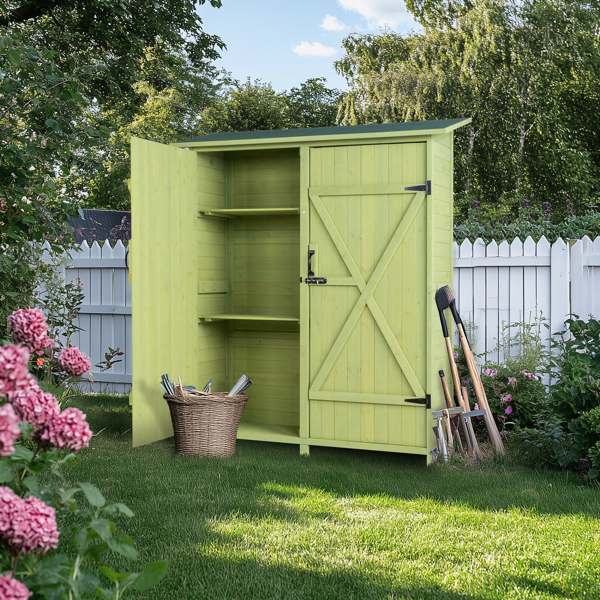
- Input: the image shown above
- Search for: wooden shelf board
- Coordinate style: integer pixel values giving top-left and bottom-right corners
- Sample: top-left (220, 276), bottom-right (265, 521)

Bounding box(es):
top-left (237, 422), bottom-right (300, 444)
top-left (200, 207), bottom-right (300, 218)
top-left (199, 314), bottom-right (300, 323)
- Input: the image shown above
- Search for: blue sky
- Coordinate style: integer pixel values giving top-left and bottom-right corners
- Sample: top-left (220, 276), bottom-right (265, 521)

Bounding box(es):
top-left (199, 0), bottom-right (420, 93)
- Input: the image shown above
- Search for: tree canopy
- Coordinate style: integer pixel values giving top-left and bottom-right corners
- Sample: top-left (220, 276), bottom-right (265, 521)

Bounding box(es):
top-left (336, 0), bottom-right (600, 222)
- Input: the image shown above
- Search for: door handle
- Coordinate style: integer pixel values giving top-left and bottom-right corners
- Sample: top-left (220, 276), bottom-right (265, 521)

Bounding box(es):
top-left (308, 249), bottom-right (315, 277)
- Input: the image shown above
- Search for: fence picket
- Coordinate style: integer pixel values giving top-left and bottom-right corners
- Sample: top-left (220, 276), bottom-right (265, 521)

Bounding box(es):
top-left (498, 240), bottom-right (510, 364)
top-left (536, 236), bottom-right (551, 352)
top-left (550, 238), bottom-right (569, 338)
top-left (485, 240), bottom-right (499, 363)
top-left (458, 239), bottom-right (474, 347)
top-left (472, 238), bottom-right (486, 363)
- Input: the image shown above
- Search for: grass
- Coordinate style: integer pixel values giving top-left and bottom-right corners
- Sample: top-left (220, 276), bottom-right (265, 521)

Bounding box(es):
top-left (57, 394), bottom-right (600, 600)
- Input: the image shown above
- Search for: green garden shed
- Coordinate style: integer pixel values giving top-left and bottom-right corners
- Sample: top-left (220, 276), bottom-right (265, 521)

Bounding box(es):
top-left (129, 118), bottom-right (470, 461)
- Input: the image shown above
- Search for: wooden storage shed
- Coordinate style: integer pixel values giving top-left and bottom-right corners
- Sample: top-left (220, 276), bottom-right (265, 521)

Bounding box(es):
top-left (130, 118), bottom-right (470, 461)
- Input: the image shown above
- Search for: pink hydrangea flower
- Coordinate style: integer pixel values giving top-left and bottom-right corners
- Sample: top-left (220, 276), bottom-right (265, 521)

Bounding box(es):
top-left (0, 487), bottom-right (59, 555)
top-left (8, 308), bottom-right (49, 353)
top-left (453, 352), bottom-right (459, 360)
top-left (483, 368), bottom-right (498, 377)
top-left (501, 395), bottom-right (512, 402)
top-left (521, 370), bottom-right (535, 379)
top-left (0, 345), bottom-right (31, 401)
top-left (505, 405), bottom-right (513, 415)
top-left (473, 403), bottom-right (484, 420)
top-left (42, 408), bottom-right (92, 452)
top-left (57, 347), bottom-right (90, 377)
top-left (11, 382), bottom-right (60, 433)
top-left (0, 573), bottom-right (31, 599)
top-left (508, 377), bottom-right (517, 385)
top-left (0, 404), bottom-right (21, 457)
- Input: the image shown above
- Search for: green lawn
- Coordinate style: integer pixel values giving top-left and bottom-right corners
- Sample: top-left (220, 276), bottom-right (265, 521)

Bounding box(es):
top-left (60, 394), bottom-right (600, 600)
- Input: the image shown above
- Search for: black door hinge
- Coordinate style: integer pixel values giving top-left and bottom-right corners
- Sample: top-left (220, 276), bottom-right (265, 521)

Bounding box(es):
top-left (405, 394), bottom-right (431, 409)
top-left (405, 181), bottom-right (431, 195)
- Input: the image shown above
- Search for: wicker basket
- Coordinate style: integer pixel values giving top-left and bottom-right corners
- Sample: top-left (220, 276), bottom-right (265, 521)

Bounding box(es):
top-left (164, 386), bottom-right (248, 457)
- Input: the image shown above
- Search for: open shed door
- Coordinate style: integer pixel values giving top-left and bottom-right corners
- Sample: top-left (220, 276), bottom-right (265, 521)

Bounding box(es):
top-left (130, 138), bottom-right (198, 447)
top-left (308, 143), bottom-right (430, 449)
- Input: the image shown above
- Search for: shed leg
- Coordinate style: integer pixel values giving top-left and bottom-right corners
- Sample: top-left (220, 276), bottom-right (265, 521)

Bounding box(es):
top-left (300, 444), bottom-right (310, 457)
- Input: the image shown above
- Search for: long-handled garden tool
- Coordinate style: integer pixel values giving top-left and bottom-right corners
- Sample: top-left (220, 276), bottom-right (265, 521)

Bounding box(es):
top-left (439, 285), bottom-right (504, 455)
top-left (439, 370), bottom-right (465, 456)
top-left (435, 289), bottom-right (472, 453)
top-left (436, 286), bottom-right (504, 455)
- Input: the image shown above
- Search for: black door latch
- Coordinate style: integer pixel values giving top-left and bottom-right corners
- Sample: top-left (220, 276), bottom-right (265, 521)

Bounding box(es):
top-left (304, 277), bottom-right (327, 284)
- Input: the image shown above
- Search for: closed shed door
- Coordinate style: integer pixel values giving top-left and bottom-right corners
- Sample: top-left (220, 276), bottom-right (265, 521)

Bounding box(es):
top-left (308, 143), bottom-right (429, 447)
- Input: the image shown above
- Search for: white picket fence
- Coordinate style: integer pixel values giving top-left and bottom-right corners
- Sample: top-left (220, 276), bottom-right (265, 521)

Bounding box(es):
top-left (453, 235), bottom-right (600, 365)
top-left (56, 240), bottom-right (131, 394)
top-left (41, 235), bottom-right (600, 393)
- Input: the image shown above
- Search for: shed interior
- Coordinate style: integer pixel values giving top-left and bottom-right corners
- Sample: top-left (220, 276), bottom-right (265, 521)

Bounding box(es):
top-left (196, 148), bottom-right (302, 440)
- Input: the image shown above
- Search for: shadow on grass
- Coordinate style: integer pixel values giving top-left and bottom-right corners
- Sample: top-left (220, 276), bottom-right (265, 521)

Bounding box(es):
top-left (70, 394), bottom-right (600, 521)
top-left (147, 554), bottom-right (484, 600)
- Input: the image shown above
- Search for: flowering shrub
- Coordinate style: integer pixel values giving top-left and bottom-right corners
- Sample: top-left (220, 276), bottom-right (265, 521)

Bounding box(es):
top-left (0, 308), bottom-right (167, 597)
top-left (8, 309), bottom-right (50, 354)
top-left (57, 347), bottom-right (91, 378)
top-left (0, 573), bottom-right (31, 599)
top-left (0, 405), bottom-right (21, 457)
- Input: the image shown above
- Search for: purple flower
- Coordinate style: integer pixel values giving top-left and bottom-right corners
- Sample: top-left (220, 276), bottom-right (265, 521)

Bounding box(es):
top-left (474, 403), bottom-right (484, 420)
top-left (483, 368), bottom-right (498, 377)
top-left (453, 352), bottom-right (459, 360)
top-left (508, 377), bottom-right (517, 385)
top-left (501, 395), bottom-right (512, 402)
top-left (521, 370), bottom-right (535, 379)
top-left (505, 406), bottom-right (513, 415)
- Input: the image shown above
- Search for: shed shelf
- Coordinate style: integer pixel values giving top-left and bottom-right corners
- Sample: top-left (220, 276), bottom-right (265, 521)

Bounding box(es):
top-left (200, 207), bottom-right (300, 218)
top-left (198, 314), bottom-right (300, 323)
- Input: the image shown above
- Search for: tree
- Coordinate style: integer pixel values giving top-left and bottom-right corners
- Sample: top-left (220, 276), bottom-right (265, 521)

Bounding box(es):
top-left (0, 0), bottom-right (225, 109)
top-left (197, 77), bottom-right (342, 135)
top-left (335, 0), bottom-right (600, 220)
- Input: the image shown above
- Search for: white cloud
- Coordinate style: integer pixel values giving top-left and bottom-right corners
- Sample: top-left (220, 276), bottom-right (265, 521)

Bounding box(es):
top-left (321, 14), bottom-right (347, 32)
top-left (337, 0), bottom-right (413, 28)
top-left (292, 41), bottom-right (337, 58)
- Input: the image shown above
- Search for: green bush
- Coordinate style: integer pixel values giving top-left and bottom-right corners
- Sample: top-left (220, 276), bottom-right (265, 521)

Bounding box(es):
top-left (455, 319), bottom-right (551, 431)
top-left (520, 316), bottom-right (600, 479)
top-left (454, 208), bottom-right (600, 244)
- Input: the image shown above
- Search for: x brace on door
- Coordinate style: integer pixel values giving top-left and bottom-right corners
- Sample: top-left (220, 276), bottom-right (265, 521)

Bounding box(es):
top-left (308, 186), bottom-right (427, 400)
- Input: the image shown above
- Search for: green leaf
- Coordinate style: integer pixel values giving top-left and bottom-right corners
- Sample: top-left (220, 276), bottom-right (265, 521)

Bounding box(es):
top-left (90, 518), bottom-right (114, 541)
top-left (0, 468), bottom-right (15, 483)
top-left (23, 476), bottom-right (39, 494)
top-left (103, 502), bottom-right (134, 517)
top-left (108, 533), bottom-right (139, 560)
top-left (6, 49), bottom-right (20, 67)
top-left (131, 561), bottom-right (168, 591)
top-left (11, 444), bottom-right (34, 462)
top-left (83, 541), bottom-right (108, 562)
top-left (78, 482), bottom-right (106, 507)
top-left (45, 118), bottom-right (59, 130)
top-left (18, 421), bottom-right (33, 439)
top-left (99, 566), bottom-right (131, 583)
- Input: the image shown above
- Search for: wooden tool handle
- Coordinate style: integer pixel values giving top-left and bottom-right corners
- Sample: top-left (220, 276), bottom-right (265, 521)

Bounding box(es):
top-left (443, 409), bottom-right (454, 453)
top-left (462, 387), bottom-right (481, 457)
top-left (458, 324), bottom-right (505, 456)
top-left (445, 337), bottom-right (462, 400)
top-left (440, 372), bottom-right (454, 409)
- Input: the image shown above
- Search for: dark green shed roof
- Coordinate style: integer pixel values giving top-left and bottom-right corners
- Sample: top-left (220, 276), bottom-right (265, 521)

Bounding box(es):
top-left (177, 118), bottom-right (469, 145)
